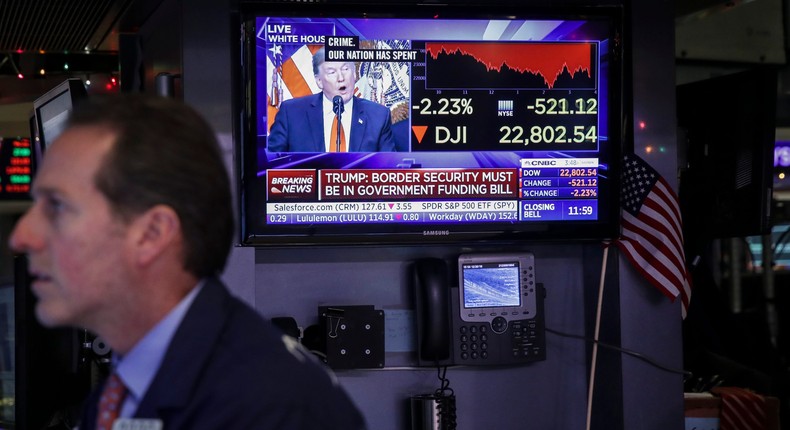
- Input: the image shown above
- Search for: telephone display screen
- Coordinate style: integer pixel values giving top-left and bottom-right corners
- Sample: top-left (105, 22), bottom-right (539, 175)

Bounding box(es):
top-left (461, 262), bottom-right (520, 308)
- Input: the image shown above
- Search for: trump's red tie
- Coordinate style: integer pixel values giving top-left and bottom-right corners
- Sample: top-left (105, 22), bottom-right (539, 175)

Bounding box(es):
top-left (96, 372), bottom-right (127, 430)
top-left (330, 116), bottom-right (346, 152)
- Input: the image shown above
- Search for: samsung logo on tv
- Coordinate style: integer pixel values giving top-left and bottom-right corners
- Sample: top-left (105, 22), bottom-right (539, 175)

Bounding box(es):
top-left (423, 230), bottom-right (450, 236)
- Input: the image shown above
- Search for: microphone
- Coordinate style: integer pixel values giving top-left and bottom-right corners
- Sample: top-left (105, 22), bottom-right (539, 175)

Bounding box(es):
top-left (332, 95), bottom-right (344, 116)
top-left (332, 96), bottom-right (344, 152)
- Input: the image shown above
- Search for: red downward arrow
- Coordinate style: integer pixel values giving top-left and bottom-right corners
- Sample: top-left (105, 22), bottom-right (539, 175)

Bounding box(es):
top-left (412, 126), bottom-right (428, 143)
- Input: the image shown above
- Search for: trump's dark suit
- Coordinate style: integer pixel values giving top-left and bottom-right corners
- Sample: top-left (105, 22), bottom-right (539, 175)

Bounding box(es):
top-left (267, 93), bottom-right (396, 152)
top-left (78, 278), bottom-right (366, 430)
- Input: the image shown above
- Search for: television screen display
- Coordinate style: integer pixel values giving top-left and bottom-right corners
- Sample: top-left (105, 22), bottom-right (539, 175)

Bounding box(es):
top-left (239, 4), bottom-right (624, 245)
top-left (772, 128), bottom-right (790, 192)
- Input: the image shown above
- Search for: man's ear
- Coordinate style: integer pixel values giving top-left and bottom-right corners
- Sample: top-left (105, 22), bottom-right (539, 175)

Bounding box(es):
top-left (129, 205), bottom-right (181, 267)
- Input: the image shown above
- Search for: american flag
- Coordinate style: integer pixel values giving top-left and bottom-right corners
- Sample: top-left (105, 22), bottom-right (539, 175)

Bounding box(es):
top-left (266, 44), bottom-right (323, 131)
top-left (712, 386), bottom-right (767, 430)
top-left (615, 153), bottom-right (692, 318)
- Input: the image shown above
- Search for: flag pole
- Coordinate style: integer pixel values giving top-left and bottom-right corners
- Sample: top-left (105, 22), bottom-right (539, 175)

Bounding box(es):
top-left (586, 245), bottom-right (609, 430)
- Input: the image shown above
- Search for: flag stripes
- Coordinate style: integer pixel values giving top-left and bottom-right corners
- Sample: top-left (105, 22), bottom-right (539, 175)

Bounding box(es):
top-left (616, 153), bottom-right (692, 318)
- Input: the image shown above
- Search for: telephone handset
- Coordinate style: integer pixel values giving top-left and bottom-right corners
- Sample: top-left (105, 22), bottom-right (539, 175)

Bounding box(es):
top-left (413, 253), bottom-right (545, 367)
top-left (414, 258), bottom-right (452, 363)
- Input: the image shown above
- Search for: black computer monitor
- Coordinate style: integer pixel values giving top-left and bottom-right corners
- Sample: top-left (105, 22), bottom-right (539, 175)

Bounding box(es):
top-left (32, 78), bottom-right (88, 152)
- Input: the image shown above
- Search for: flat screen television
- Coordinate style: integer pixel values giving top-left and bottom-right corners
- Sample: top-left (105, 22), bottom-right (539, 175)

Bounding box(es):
top-left (32, 78), bottom-right (88, 152)
top-left (237, 3), bottom-right (624, 245)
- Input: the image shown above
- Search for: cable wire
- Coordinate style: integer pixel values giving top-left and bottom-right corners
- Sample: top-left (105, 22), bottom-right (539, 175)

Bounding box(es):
top-left (546, 326), bottom-right (691, 377)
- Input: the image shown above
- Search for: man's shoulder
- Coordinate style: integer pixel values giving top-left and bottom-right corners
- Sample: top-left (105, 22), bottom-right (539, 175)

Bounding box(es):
top-left (196, 306), bottom-right (366, 426)
top-left (355, 97), bottom-right (386, 109)
top-left (355, 97), bottom-right (390, 117)
top-left (200, 285), bottom-right (322, 370)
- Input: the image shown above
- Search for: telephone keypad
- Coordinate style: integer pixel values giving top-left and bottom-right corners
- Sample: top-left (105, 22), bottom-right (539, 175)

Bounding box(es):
top-left (457, 324), bottom-right (490, 361)
top-left (455, 318), bottom-right (544, 364)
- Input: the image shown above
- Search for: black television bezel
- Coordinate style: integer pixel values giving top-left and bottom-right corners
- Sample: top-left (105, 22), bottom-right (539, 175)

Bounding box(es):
top-left (32, 78), bottom-right (88, 152)
top-left (236, 2), bottom-right (625, 246)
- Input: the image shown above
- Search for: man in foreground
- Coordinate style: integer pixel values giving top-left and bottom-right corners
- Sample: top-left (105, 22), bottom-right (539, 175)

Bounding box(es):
top-left (10, 93), bottom-right (366, 429)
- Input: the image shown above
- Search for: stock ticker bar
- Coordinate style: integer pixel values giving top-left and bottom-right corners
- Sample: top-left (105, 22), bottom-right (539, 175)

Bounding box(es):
top-left (265, 158), bottom-right (598, 224)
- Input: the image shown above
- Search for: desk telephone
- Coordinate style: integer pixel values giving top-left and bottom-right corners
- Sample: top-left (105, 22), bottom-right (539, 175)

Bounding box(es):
top-left (413, 253), bottom-right (545, 366)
